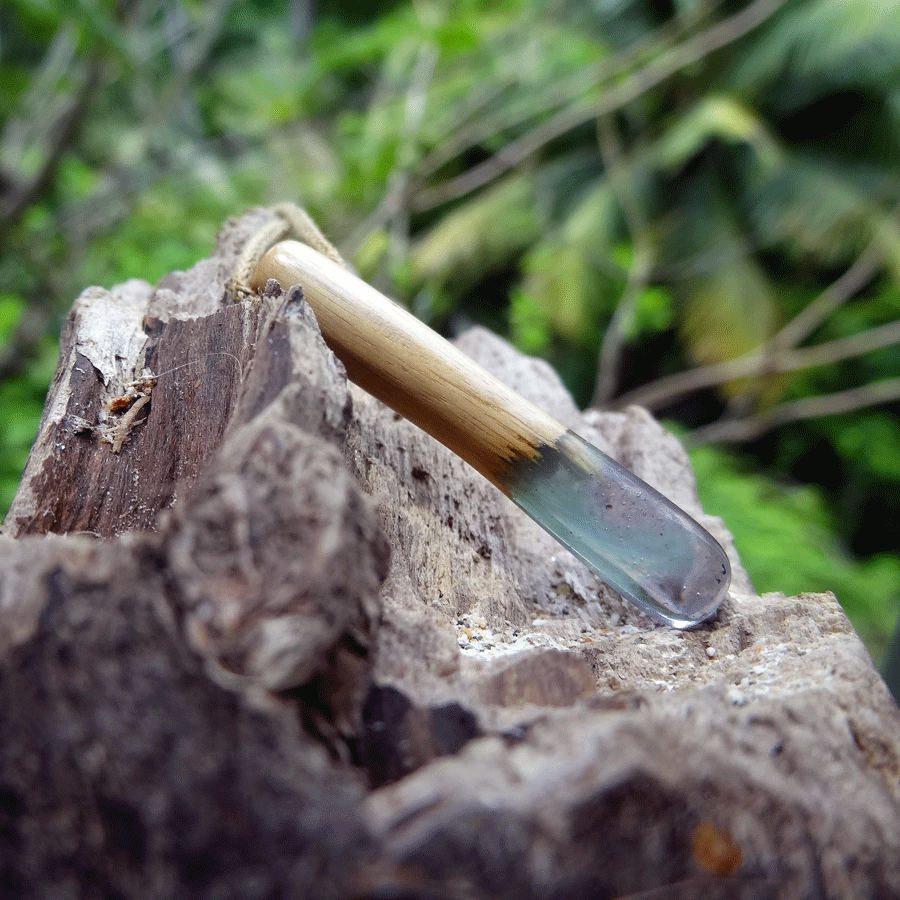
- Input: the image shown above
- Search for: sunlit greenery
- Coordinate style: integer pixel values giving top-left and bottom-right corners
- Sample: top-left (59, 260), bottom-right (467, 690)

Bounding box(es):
top-left (1, 0), bottom-right (898, 660)
top-left (689, 441), bottom-right (899, 658)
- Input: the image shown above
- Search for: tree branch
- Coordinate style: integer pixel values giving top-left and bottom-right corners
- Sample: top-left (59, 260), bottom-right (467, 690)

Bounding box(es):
top-left (412, 0), bottom-right (785, 211)
top-left (768, 239), bottom-right (883, 352)
top-left (414, 0), bottom-right (724, 185)
top-left (612, 246), bottom-right (883, 411)
top-left (614, 317), bottom-right (900, 411)
top-left (686, 377), bottom-right (900, 445)
top-left (0, 60), bottom-right (102, 230)
top-left (591, 115), bottom-right (653, 406)
top-left (345, 43), bottom-right (439, 260)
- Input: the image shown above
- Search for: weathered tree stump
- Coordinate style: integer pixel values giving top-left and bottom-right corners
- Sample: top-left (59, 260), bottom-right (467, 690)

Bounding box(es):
top-left (2, 208), bottom-right (899, 898)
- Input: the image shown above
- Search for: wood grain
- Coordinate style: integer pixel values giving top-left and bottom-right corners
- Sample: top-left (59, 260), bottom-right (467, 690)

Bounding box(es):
top-left (6, 303), bottom-right (249, 537)
top-left (251, 240), bottom-right (565, 489)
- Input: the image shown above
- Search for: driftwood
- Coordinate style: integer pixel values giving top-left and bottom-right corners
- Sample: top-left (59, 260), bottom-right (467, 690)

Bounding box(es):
top-left (2, 208), bottom-right (899, 899)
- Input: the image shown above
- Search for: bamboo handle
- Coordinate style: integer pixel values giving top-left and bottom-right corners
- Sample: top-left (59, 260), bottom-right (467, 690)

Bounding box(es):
top-left (250, 240), bottom-right (565, 491)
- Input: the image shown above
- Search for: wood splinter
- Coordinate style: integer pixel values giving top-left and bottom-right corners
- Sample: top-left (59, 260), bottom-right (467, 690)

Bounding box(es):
top-left (97, 372), bottom-right (158, 453)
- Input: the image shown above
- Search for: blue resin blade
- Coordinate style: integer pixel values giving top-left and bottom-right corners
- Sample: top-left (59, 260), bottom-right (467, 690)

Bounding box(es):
top-left (507, 429), bottom-right (731, 627)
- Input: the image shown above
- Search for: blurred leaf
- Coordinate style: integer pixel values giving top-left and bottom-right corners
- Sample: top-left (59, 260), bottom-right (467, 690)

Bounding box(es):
top-left (872, 216), bottom-right (900, 285)
top-left (510, 283), bottom-right (551, 354)
top-left (624, 284), bottom-right (674, 342)
top-left (518, 242), bottom-right (601, 342)
top-left (678, 254), bottom-right (780, 401)
top-left (689, 442), bottom-right (899, 657)
top-left (561, 180), bottom-right (619, 251)
top-left (727, 0), bottom-right (900, 104)
top-left (0, 294), bottom-right (26, 344)
top-left (353, 227), bottom-right (391, 280)
top-left (410, 175), bottom-right (540, 288)
top-left (742, 152), bottom-right (895, 268)
top-left (0, 334), bottom-right (57, 515)
top-left (833, 412), bottom-right (900, 481)
top-left (511, 180), bottom-right (622, 348)
top-left (655, 94), bottom-right (781, 174)
top-left (57, 153), bottom-right (98, 199)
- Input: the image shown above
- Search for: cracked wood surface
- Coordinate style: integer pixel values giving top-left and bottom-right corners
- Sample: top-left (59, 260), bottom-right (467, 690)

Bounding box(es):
top-left (2, 208), bottom-right (899, 899)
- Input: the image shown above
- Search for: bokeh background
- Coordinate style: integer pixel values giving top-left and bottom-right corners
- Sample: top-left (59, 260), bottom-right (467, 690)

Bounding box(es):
top-left (2, 0), bottom-right (899, 660)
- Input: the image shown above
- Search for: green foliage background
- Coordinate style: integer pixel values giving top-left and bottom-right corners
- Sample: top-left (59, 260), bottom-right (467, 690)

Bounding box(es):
top-left (2, 0), bottom-right (899, 660)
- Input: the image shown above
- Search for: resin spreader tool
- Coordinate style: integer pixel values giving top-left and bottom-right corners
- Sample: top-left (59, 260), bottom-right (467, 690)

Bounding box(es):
top-left (251, 240), bottom-right (731, 628)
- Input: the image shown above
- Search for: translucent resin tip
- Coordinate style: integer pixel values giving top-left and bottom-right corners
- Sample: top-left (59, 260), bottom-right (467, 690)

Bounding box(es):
top-left (508, 430), bottom-right (731, 628)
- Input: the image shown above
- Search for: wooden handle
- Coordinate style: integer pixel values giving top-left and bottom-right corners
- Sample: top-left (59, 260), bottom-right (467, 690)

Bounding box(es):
top-left (250, 240), bottom-right (565, 490)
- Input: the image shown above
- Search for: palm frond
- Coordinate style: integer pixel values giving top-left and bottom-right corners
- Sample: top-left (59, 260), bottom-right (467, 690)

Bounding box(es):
top-left (741, 151), bottom-right (900, 268)
top-left (409, 175), bottom-right (541, 288)
top-left (726, 0), bottom-right (900, 103)
top-left (653, 93), bottom-right (782, 174)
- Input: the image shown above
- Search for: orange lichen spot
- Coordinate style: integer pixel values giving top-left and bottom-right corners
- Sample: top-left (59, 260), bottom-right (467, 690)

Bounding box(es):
top-left (691, 821), bottom-right (743, 877)
top-left (106, 394), bottom-right (133, 413)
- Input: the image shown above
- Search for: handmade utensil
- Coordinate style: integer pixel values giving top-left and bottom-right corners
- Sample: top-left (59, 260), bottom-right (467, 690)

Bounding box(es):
top-left (251, 240), bottom-right (730, 627)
